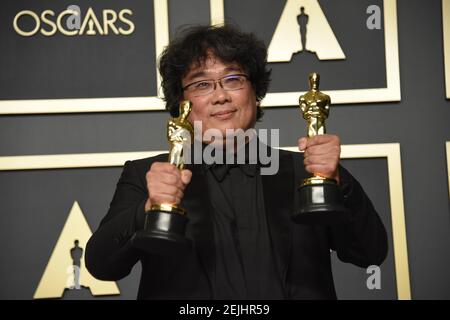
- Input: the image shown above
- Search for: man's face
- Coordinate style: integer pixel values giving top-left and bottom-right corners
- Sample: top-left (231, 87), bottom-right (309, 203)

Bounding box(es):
top-left (181, 56), bottom-right (258, 143)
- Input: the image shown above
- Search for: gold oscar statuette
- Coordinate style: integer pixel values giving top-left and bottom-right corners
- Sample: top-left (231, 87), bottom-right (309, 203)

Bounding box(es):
top-left (292, 73), bottom-right (349, 225)
top-left (133, 100), bottom-right (194, 254)
top-left (150, 100), bottom-right (194, 215)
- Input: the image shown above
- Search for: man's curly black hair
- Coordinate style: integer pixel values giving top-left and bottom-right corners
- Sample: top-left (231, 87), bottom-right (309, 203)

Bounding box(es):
top-left (158, 24), bottom-right (271, 120)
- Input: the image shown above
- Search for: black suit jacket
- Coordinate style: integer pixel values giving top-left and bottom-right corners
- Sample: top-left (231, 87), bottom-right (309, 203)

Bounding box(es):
top-left (85, 149), bottom-right (388, 299)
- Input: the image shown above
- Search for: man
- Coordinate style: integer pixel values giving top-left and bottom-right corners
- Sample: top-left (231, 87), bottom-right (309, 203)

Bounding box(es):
top-left (85, 25), bottom-right (388, 299)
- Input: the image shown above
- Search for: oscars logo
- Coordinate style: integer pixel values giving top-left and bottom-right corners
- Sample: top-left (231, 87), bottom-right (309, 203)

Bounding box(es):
top-left (13, 7), bottom-right (135, 37)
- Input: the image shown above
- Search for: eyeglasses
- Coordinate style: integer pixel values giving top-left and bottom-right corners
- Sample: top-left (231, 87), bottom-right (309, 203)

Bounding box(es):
top-left (182, 74), bottom-right (249, 97)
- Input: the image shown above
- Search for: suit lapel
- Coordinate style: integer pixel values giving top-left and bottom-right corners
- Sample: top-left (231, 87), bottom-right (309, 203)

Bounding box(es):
top-left (261, 151), bottom-right (294, 282)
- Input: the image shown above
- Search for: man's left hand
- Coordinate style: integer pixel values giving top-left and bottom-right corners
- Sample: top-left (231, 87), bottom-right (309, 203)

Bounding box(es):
top-left (298, 134), bottom-right (341, 184)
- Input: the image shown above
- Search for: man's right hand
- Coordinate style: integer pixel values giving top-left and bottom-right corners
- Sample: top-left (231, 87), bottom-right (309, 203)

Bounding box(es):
top-left (144, 162), bottom-right (192, 212)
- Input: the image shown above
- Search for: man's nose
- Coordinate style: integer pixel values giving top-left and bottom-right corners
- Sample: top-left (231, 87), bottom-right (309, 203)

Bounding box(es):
top-left (211, 82), bottom-right (231, 104)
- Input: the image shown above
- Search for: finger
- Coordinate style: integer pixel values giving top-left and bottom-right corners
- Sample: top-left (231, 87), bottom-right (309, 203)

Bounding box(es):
top-left (303, 154), bottom-right (331, 166)
top-left (156, 188), bottom-right (184, 201)
top-left (150, 183), bottom-right (183, 198)
top-left (304, 144), bottom-right (341, 158)
top-left (149, 171), bottom-right (183, 189)
top-left (150, 162), bottom-right (182, 176)
top-left (298, 137), bottom-right (308, 152)
top-left (147, 164), bottom-right (181, 186)
top-left (305, 152), bottom-right (340, 167)
top-left (180, 169), bottom-right (192, 186)
top-left (162, 172), bottom-right (184, 188)
top-left (306, 134), bottom-right (340, 148)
